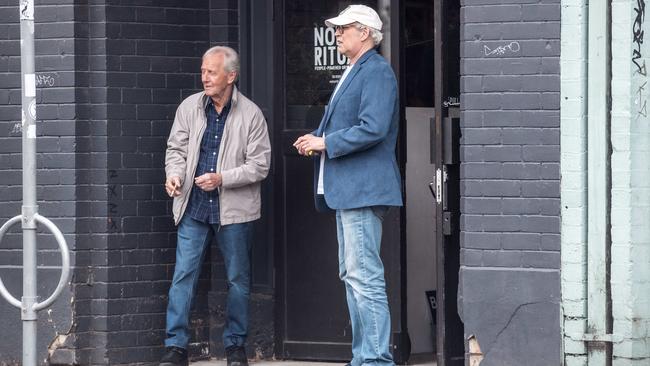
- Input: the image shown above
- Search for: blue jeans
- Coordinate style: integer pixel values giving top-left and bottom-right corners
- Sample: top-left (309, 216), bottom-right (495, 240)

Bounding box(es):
top-left (336, 207), bottom-right (394, 366)
top-left (165, 215), bottom-right (253, 349)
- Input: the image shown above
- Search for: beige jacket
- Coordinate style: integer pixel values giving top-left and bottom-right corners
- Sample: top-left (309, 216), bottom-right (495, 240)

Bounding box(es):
top-left (165, 87), bottom-right (271, 225)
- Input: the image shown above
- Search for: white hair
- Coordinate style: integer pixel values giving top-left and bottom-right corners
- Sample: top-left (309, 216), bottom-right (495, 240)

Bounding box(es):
top-left (355, 23), bottom-right (383, 46)
top-left (203, 46), bottom-right (240, 80)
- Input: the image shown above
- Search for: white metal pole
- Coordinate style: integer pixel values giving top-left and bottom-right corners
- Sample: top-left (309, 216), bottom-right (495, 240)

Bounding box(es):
top-left (19, 1), bottom-right (38, 365)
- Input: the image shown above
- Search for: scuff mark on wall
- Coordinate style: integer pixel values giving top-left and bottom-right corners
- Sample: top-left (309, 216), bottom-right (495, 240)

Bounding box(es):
top-left (46, 292), bottom-right (77, 365)
top-left (47, 333), bottom-right (68, 358)
top-left (468, 335), bottom-right (484, 366)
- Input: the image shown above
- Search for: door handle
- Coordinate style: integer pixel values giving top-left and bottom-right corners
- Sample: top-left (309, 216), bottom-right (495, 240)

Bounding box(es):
top-left (443, 97), bottom-right (460, 108)
top-left (429, 169), bottom-right (443, 204)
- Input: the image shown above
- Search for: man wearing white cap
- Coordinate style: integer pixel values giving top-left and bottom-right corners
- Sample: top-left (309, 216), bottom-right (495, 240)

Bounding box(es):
top-left (293, 5), bottom-right (401, 366)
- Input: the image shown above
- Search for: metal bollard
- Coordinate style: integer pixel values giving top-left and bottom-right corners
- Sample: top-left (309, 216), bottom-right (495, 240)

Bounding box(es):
top-left (0, 1), bottom-right (72, 366)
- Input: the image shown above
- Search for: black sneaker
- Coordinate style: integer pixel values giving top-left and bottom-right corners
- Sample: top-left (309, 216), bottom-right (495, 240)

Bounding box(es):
top-left (225, 345), bottom-right (249, 366)
top-left (159, 346), bottom-right (188, 366)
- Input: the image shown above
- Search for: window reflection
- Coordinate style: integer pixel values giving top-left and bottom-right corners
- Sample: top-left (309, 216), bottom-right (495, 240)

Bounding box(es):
top-left (405, 0), bottom-right (435, 107)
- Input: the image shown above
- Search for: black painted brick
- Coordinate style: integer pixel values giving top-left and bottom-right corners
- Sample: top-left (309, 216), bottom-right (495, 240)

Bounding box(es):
top-left (0, 1), bottom-right (246, 364)
top-left (460, 0), bottom-right (561, 271)
top-left (137, 72), bottom-right (166, 88)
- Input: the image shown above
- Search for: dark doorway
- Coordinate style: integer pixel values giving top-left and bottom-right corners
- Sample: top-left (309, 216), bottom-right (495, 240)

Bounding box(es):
top-left (403, 0), bottom-right (436, 362)
top-left (272, 0), bottom-right (403, 361)
top-left (271, 0), bottom-right (463, 364)
top-left (403, 0), bottom-right (463, 365)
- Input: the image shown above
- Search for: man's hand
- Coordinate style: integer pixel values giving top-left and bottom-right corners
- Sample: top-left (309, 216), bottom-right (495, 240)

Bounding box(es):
top-left (293, 134), bottom-right (326, 156)
top-left (194, 173), bottom-right (222, 191)
top-left (165, 176), bottom-right (182, 197)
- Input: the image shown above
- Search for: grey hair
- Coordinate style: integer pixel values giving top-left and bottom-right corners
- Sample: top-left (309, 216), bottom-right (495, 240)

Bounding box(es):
top-left (355, 23), bottom-right (383, 46)
top-left (203, 46), bottom-right (240, 79)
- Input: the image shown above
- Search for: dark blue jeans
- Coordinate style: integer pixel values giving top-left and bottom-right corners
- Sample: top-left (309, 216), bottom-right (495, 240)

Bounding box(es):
top-left (165, 215), bottom-right (253, 349)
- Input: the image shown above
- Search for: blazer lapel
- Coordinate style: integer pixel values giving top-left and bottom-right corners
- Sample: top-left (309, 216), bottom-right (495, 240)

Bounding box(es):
top-left (318, 49), bottom-right (377, 135)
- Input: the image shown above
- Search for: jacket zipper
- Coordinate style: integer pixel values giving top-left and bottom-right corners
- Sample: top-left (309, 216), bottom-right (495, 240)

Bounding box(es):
top-left (178, 105), bottom-right (207, 222)
top-left (216, 96), bottom-right (234, 220)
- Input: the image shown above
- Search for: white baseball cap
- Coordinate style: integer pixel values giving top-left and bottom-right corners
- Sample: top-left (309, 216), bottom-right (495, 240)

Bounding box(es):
top-left (325, 5), bottom-right (383, 31)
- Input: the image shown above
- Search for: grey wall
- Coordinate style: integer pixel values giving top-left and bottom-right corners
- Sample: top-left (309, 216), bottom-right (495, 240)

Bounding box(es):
top-left (458, 0), bottom-right (561, 364)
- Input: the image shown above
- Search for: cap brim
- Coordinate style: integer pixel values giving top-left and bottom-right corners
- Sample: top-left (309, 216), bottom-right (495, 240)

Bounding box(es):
top-left (324, 16), bottom-right (355, 27)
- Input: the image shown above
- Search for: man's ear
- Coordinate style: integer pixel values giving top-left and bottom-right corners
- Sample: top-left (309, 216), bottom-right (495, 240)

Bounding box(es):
top-left (228, 71), bottom-right (237, 84)
top-left (359, 27), bottom-right (370, 42)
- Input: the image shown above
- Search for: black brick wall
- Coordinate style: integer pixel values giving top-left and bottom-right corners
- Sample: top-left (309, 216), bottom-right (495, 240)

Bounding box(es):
top-left (458, 0), bottom-right (561, 364)
top-left (101, 1), bottom-right (210, 365)
top-left (0, 2), bottom-right (77, 365)
top-left (0, 1), bottom-right (268, 365)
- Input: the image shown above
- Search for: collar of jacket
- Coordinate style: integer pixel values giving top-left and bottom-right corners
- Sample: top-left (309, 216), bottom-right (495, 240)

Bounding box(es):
top-left (196, 85), bottom-right (239, 111)
top-left (354, 47), bottom-right (377, 66)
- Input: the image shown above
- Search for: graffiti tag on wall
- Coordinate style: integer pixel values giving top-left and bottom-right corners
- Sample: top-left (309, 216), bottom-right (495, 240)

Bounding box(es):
top-left (634, 0), bottom-right (648, 120)
top-left (483, 42), bottom-right (520, 57)
top-left (35, 74), bottom-right (56, 87)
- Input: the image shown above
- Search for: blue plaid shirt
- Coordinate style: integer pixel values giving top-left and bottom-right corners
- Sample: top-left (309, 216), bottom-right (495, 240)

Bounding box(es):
top-left (185, 98), bottom-right (231, 224)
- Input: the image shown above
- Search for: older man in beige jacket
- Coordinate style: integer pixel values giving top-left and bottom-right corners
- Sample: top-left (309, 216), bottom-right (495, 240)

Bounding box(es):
top-left (161, 46), bottom-right (271, 366)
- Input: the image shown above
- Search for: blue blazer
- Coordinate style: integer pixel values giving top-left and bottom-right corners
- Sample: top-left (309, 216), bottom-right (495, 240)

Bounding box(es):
top-left (314, 49), bottom-right (403, 211)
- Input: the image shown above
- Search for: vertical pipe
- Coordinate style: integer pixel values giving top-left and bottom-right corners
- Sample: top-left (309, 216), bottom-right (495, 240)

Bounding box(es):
top-left (19, 1), bottom-right (38, 366)
top-left (560, 0), bottom-right (589, 361)
top-left (587, 0), bottom-right (612, 364)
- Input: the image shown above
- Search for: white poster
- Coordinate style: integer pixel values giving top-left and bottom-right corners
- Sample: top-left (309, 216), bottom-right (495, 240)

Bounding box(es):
top-left (313, 27), bottom-right (349, 72)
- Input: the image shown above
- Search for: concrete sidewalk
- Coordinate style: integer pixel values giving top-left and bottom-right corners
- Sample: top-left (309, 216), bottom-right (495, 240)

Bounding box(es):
top-left (191, 359), bottom-right (436, 365)
top-left (191, 362), bottom-right (345, 366)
